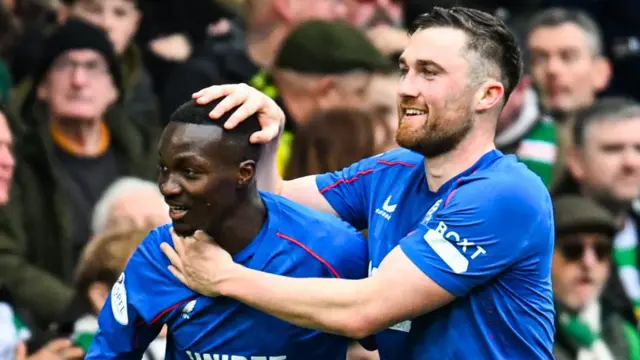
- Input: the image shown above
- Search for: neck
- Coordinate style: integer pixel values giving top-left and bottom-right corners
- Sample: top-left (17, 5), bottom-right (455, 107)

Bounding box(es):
top-left (205, 189), bottom-right (267, 255)
top-left (246, 25), bottom-right (288, 69)
top-left (424, 130), bottom-right (496, 192)
top-left (50, 116), bottom-right (109, 156)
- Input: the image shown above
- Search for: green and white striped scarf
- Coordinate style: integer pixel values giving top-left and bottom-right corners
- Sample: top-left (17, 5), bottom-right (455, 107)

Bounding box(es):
top-left (613, 217), bottom-right (640, 321)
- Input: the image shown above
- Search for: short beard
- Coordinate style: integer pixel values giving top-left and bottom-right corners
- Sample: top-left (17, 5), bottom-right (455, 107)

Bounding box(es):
top-left (396, 115), bottom-right (473, 158)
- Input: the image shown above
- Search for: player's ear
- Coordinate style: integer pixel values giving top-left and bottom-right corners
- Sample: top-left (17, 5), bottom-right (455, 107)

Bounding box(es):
top-left (237, 160), bottom-right (256, 187)
top-left (473, 79), bottom-right (504, 114)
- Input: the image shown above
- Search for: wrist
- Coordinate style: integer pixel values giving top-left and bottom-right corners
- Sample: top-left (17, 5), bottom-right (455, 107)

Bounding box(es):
top-left (217, 263), bottom-right (251, 298)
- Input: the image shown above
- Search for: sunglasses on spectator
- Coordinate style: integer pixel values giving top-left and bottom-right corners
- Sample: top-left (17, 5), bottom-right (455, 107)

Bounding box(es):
top-left (557, 237), bottom-right (612, 262)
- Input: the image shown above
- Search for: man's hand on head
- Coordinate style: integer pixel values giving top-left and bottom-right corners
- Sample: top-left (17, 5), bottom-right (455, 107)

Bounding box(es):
top-left (192, 84), bottom-right (285, 144)
top-left (161, 229), bottom-right (239, 297)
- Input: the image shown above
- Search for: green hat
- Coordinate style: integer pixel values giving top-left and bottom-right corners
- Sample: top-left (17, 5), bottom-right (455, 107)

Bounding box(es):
top-left (553, 195), bottom-right (618, 238)
top-left (275, 20), bottom-right (395, 74)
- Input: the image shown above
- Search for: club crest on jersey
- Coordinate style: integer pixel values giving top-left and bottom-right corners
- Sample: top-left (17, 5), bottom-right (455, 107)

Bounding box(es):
top-left (111, 273), bottom-right (128, 325)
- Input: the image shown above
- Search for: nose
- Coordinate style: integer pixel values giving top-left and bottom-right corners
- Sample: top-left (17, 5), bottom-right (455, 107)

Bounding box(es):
top-left (398, 71), bottom-right (420, 99)
top-left (159, 175), bottom-right (181, 197)
top-left (70, 66), bottom-right (90, 87)
top-left (621, 147), bottom-right (640, 170)
top-left (580, 246), bottom-right (600, 268)
top-left (545, 55), bottom-right (564, 79)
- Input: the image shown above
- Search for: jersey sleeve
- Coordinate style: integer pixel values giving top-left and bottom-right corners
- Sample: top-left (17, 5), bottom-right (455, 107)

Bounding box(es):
top-left (87, 226), bottom-right (190, 358)
top-left (314, 155), bottom-right (380, 230)
top-left (399, 179), bottom-right (551, 297)
top-left (324, 224), bottom-right (369, 280)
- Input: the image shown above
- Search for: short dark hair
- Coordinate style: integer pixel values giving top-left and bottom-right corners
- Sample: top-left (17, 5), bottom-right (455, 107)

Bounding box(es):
top-left (410, 6), bottom-right (523, 100)
top-left (527, 8), bottom-right (603, 56)
top-left (169, 99), bottom-right (263, 163)
top-left (573, 97), bottom-right (640, 148)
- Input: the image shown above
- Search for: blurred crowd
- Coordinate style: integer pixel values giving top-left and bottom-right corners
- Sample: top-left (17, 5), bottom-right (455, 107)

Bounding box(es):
top-left (1, 0), bottom-right (640, 359)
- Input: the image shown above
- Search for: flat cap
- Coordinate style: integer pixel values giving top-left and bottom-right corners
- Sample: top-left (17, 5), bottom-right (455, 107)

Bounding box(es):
top-left (553, 195), bottom-right (618, 238)
top-left (275, 20), bottom-right (395, 74)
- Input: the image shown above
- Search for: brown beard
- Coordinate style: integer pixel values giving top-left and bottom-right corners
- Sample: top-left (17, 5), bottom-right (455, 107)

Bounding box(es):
top-left (396, 107), bottom-right (473, 158)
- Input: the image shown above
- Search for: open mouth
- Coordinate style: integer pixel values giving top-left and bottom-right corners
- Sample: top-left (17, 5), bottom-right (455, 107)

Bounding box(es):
top-left (401, 108), bottom-right (427, 124)
top-left (168, 205), bottom-right (188, 220)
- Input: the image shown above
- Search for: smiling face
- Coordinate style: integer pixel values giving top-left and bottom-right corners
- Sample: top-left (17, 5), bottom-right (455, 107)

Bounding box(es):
top-left (396, 27), bottom-right (479, 157)
top-left (157, 122), bottom-right (256, 237)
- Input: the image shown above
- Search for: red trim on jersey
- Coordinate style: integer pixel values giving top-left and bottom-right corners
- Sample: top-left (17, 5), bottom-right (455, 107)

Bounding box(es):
top-left (149, 296), bottom-right (197, 325)
top-left (319, 169), bottom-right (374, 194)
top-left (319, 159), bottom-right (416, 194)
top-left (444, 179), bottom-right (463, 208)
top-left (376, 160), bottom-right (417, 168)
top-left (277, 232), bottom-right (341, 278)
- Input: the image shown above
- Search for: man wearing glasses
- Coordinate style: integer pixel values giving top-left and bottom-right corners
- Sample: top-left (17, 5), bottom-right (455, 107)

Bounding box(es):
top-left (551, 195), bottom-right (640, 360)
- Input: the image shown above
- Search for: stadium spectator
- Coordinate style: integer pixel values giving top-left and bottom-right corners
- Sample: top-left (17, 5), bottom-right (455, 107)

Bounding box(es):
top-left (551, 195), bottom-right (640, 360)
top-left (90, 177), bottom-right (169, 236)
top-left (495, 74), bottom-right (557, 186)
top-left (555, 97), bottom-right (640, 323)
top-left (71, 224), bottom-right (166, 358)
top-left (60, 0), bottom-right (158, 126)
top-left (0, 104), bottom-right (84, 360)
top-left (160, 0), bottom-right (348, 123)
top-left (12, 0), bottom-right (158, 127)
top-left (269, 20), bottom-right (393, 174)
top-left (285, 107), bottom-right (393, 180)
top-left (527, 8), bottom-right (612, 185)
top-left (0, 19), bottom-right (157, 329)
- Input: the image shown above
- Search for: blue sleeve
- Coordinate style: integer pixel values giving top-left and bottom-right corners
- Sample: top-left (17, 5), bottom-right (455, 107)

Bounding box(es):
top-left (324, 224), bottom-right (369, 280)
top-left (87, 226), bottom-right (192, 358)
top-left (314, 156), bottom-right (380, 230)
top-left (399, 179), bottom-right (549, 297)
top-left (86, 291), bottom-right (161, 359)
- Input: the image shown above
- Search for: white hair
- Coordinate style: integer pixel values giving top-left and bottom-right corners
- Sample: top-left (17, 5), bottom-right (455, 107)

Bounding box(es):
top-left (91, 177), bottom-right (164, 235)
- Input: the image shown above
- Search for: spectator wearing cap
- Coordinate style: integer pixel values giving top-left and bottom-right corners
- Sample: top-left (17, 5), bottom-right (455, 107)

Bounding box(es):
top-left (552, 195), bottom-right (640, 360)
top-left (160, 0), bottom-right (348, 124)
top-left (10, 0), bottom-right (159, 127)
top-left (0, 19), bottom-right (158, 329)
top-left (60, 0), bottom-right (158, 127)
top-left (553, 96), bottom-right (640, 324)
top-left (269, 19), bottom-right (394, 175)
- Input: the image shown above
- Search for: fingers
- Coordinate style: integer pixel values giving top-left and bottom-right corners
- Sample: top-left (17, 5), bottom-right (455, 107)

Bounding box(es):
top-left (63, 346), bottom-right (85, 360)
top-left (223, 90), bottom-right (263, 129)
top-left (168, 265), bottom-right (188, 285)
top-left (210, 90), bottom-right (250, 120)
top-left (250, 121), bottom-right (281, 144)
top-left (170, 228), bottom-right (186, 256)
top-left (193, 230), bottom-right (211, 242)
top-left (46, 339), bottom-right (74, 353)
top-left (160, 242), bottom-right (184, 274)
top-left (15, 342), bottom-right (26, 360)
top-left (192, 84), bottom-right (236, 103)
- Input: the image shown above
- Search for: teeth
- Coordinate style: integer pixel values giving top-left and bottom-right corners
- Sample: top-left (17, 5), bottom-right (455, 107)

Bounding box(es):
top-left (405, 109), bottom-right (426, 116)
top-left (170, 206), bottom-right (186, 211)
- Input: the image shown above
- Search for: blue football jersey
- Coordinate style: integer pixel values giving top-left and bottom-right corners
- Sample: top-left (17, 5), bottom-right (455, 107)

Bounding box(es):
top-left (87, 192), bottom-right (368, 360)
top-left (316, 148), bottom-right (555, 359)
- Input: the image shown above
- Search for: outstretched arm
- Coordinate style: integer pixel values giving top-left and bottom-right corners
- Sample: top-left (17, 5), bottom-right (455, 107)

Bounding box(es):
top-left (161, 230), bottom-right (454, 339)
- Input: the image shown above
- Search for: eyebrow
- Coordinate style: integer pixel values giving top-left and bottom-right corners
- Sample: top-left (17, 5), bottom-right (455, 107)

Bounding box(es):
top-left (398, 58), bottom-right (446, 73)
